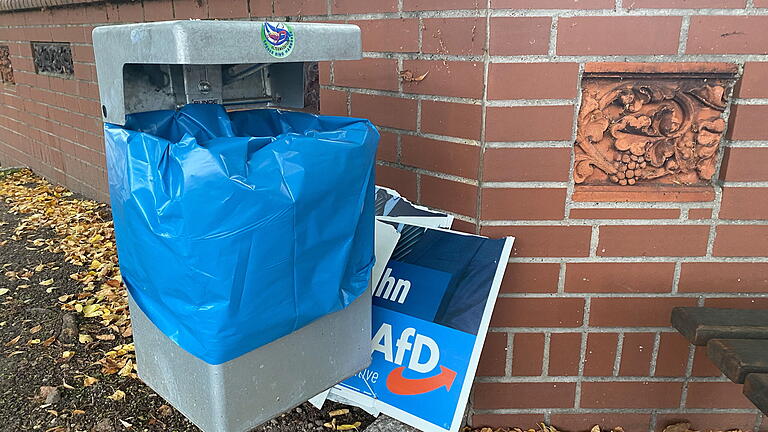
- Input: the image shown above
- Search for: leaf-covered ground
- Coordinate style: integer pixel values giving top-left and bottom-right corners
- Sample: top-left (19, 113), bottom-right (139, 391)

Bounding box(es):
top-left (0, 169), bottom-right (373, 432)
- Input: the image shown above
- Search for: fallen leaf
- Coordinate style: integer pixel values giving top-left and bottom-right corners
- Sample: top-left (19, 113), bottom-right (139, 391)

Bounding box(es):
top-left (39, 279), bottom-right (54, 286)
top-left (29, 324), bottom-right (42, 334)
top-left (83, 376), bottom-right (99, 387)
top-left (41, 336), bottom-right (56, 346)
top-left (329, 409), bottom-right (349, 417)
top-left (107, 389), bottom-right (125, 401)
top-left (78, 334), bottom-right (93, 344)
top-left (0, 288), bottom-right (8, 295)
top-left (61, 350), bottom-right (74, 359)
top-left (2, 335), bottom-right (18, 347)
top-left (71, 409), bottom-right (85, 415)
top-left (118, 359), bottom-right (133, 377)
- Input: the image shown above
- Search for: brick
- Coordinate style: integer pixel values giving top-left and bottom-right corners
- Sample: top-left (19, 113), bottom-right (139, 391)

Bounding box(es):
top-left (657, 414), bottom-right (759, 432)
top-left (584, 332), bottom-right (618, 376)
top-left (565, 262), bottom-right (675, 293)
top-left (548, 333), bottom-right (582, 376)
top-left (333, 58), bottom-right (399, 91)
top-left (570, 208), bottom-right (680, 220)
top-left (631, 0), bottom-right (746, 6)
top-left (721, 148), bottom-right (768, 181)
top-left (655, 332), bottom-right (691, 377)
top-left (686, 382), bottom-right (755, 409)
top-left (404, 0), bottom-right (483, 10)
top-left (483, 147), bottom-right (570, 182)
top-left (172, 0), bottom-right (208, 19)
top-left (401, 60), bottom-right (484, 99)
top-left (491, 298), bottom-right (584, 328)
top-left (377, 131), bottom-right (397, 163)
top-left (208, 0), bottom-right (249, 18)
top-left (477, 331), bottom-right (508, 377)
top-left (687, 16), bottom-right (768, 54)
top-left (705, 297), bottom-right (768, 309)
top-left (481, 188), bottom-right (566, 220)
top-left (472, 414), bottom-right (545, 431)
top-left (619, 332), bottom-right (654, 376)
top-left (422, 18), bottom-right (486, 56)
top-left (486, 106), bottom-right (573, 142)
top-left (117, 1), bottom-right (144, 22)
top-left (692, 346), bottom-right (722, 377)
top-left (488, 63), bottom-right (579, 100)
top-left (320, 89), bottom-right (347, 117)
top-left (500, 262), bottom-right (560, 294)
top-left (357, 19), bottom-right (419, 53)
top-left (473, 382), bottom-right (576, 410)
top-left (332, 0), bottom-right (397, 13)
top-left (728, 105), bottom-right (768, 140)
top-left (421, 101), bottom-right (482, 140)
top-left (736, 63), bottom-right (768, 98)
top-left (493, 0), bottom-right (612, 7)
top-left (481, 225), bottom-right (592, 258)
top-left (581, 382), bottom-right (683, 409)
top-left (511, 333), bottom-right (544, 376)
top-left (375, 165), bottom-right (417, 200)
top-left (558, 17), bottom-right (681, 55)
top-left (590, 297), bottom-right (698, 327)
top-left (489, 17), bottom-right (550, 55)
top-left (680, 262), bottom-right (768, 293)
top-left (714, 225), bottom-right (768, 257)
top-left (351, 93), bottom-right (417, 130)
top-left (551, 414), bottom-right (651, 432)
top-left (688, 208), bottom-right (713, 220)
top-left (420, 175), bottom-right (477, 217)
top-left (597, 225), bottom-right (710, 257)
top-left (401, 136), bottom-right (479, 178)
top-left (273, 0), bottom-right (326, 16)
top-left (450, 219), bottom-right (477, 234)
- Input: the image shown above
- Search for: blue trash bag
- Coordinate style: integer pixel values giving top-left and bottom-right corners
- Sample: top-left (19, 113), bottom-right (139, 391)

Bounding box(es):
top-left (104, 104), bottom-right (378, 365)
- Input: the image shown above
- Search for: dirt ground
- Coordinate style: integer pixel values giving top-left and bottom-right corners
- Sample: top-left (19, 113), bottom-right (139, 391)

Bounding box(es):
top-left (0, 168), bottom-right (374, 432)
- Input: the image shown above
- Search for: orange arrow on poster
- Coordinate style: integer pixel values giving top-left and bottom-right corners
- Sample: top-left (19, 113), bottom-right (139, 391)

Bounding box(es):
top-left (385, 365), bottom-right (458, 396)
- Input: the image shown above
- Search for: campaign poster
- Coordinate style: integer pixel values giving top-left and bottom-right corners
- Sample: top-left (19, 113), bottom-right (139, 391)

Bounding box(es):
top-left (332, 222), bottom-right (514, 432)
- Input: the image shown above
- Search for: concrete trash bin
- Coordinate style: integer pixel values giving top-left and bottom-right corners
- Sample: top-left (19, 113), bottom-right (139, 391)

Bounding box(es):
top-left (93, 20), bottom-right (376, 432)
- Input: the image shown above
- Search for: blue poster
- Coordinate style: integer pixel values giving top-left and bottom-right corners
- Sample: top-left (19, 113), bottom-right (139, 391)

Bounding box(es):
top-left (335, 223), bottom-right (514, 432)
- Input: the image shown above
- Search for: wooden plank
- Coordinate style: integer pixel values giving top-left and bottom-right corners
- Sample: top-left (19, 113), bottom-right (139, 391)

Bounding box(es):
top-left (744, 373), bottom-right (768, 416)
top-left (707, 339), bottom-right (768, 384)
top-left (671, 307), bottom-right (768, 346)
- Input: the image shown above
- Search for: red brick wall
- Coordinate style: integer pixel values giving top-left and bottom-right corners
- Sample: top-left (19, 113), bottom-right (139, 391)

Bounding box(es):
top-left (2, 1), bottom-right (768, 431)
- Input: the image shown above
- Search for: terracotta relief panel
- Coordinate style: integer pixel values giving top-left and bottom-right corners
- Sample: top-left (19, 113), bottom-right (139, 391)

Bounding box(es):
top-left (573, 63), bottom-right (738, 201)
top-left (0, 45), bottom-right (13, 84)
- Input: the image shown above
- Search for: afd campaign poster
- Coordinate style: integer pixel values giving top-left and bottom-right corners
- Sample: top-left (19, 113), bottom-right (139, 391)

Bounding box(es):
top-left (331, 222), bottom-right (514, 432)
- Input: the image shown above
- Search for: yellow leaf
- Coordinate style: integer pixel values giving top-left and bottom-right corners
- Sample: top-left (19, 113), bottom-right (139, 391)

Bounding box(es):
top-left (34, 264), bottom-right (44, 272)
top-left (74, 304), bottom-right (83, 313)
top-left (118, 359), bottom-right (133, 377)
top-left (337, 423), bottom-right (362, 431)
top-left (0, 288), bottom-right (8, 295)
top-left (72, 409), bottom-right (85, 415)
top-left (39, 279), bottom-right (54, 286)
top-left (82, 304), bottom-right (102, 318)
top-left (89, 260), bottom-right (102, 270)
top-left (78, 334), bottom-right (93, 344)
top-left (107, 390), bottom-right (125, 401)
top-left (62, 351), bottom-right (74, 359)
top-left (83, 376), bottom-right (99, 387)
top-left (27, 339), bottom-right (41, 345)
top-left (29, 325), bottom-right (42, 334)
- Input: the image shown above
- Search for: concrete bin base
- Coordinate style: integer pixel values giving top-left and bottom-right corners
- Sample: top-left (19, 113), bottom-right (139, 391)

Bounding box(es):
top-left (128, 288), bottom-right (372, 432)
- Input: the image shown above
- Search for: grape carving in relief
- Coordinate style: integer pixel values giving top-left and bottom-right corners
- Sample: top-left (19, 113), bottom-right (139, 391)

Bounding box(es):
top-left (574, 80), bottom-right (728, 187)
